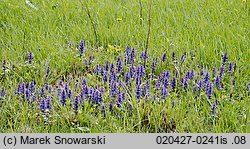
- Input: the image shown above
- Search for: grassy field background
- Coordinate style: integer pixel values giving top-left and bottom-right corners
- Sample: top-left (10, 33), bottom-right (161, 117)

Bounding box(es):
top-left (0, 0), bottom-right (249, 132)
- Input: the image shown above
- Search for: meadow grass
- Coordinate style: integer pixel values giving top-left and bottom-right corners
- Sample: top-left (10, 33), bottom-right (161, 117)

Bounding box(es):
top-left (0, 0), bottom-right (249, 133)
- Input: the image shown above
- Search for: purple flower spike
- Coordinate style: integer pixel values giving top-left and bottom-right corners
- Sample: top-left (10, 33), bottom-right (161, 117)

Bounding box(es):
top-left (100, 103), bottom-right (106, 116)
top-left (140, 65), bottom-right (145, 77)
top-left (29, 80), bottom-right (35, 93)
top-left (124, 72), bottom-right (130, 84)
top-left (190, 70), bottom-right (194, 80)
top-left (183, 79), bottom-right (188, 90)
top-left (131, 47), bottom-right (135, 64)
top-left (125, 46), bottom-right (131, 64)
top-left (20, 83), bottom-right (25, 94)
top-left (156, 76), bottom-right (161, 89)
top-left (40, 87), bottom-right (45, 97)
top-left (79, 40), bottom-right (84, 56)
top-left (40, 98), bottom-right (45, 113)
top-left (180, 78), bottom-right (184, 85)
top-left (129, 65), bottom-right (135, 78)
top-left (73, 96), bottom-right (79, 112)
top-left (25, 82), bottom-right (29, 90)
top-left (26, 89), bottom-right (31, 102)
top-left (204, 71), bottom-right (210, 84)
top-left (0, 87), bottom-right (6, 97)
top-left (180, 54), bottom-right (186, 65)
top-left (60, 90), bottom-right (66, 106)
top-left (228, 62), bottom-right (233, 76)
top-left (110, 82), bottom-right (117, 97)
top-left (109, 101), bottom-right (114, 112)
top-left (140, 51), bottom-right (144, 61)
top-left (95, 64), bottom-right (100, 75)
top-left (110, 63), bottom-right (114, 73)
top-left (206, 82), bottom-right (212, 99)
top-left (46, 82), bottom-right (51, 92)
top-left (105, 61), bottom-right (109, 71)
top-left (140, 50), bottom-right (148, 61)
top-left (110, 71), bottom-right (117, 84)
top-left (188, 70), bottom-right (194, 78)
top-left (81, 80), bottom-right (88, 96)
top-left (97, 92), bottom-right (103, 103)
top-left (163, 76), bottom-right (169, 89)
top-left (103, 71), bottom-right (108, 84)
top-left (171, 77), bottom-right (177, 89)
top-left (136, 66), bottom-right (141, 77)
top-left (116, 93), bottom-right (123, 108)
top-left (136, 76), bottom-right (142, 87)
top-left (219, 65), bottom-right (225, 78)
top-left (135, 86), bottom-right (141, 103)
top-left (232, 78), bottom-right (236, 87)
top-left (161, 86), bottom-right (168, 99)
top-left (162, 53), bottom-right (166, 62)
top-left (222, 52), bottom-right (228, 65)
top-left (215, 75), bottom-right (220, 89)
top-left (116, 56), bottom-right (122, 73)
top-left (32, 93), bottom-right (37, 102)
top-left (68, 89), bottom-right (72, 99)
top-left (46, 66), bottom-right (50, 77)
top-left (82, 78), bottom-right (87, 87)
top-left (45, 96), bottom-right (51, 111)
top-left (99, 67), bottom-right (104, 76)
top-left (165, 71), bottom-right (170, 79)
top-left (28, 52), bottom-right (33, 64)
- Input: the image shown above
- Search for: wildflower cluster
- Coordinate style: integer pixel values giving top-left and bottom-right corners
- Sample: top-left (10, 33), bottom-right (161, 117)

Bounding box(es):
top-left (2, 42), bottom-right (248, 122)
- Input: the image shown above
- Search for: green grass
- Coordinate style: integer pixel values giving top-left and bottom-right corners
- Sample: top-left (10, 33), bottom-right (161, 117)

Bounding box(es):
top-left (0, 0), bottom-right (249, 133)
